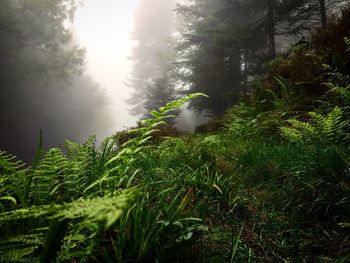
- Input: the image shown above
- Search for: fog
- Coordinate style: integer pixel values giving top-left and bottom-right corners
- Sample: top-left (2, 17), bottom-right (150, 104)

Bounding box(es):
top-left (1, 0), bottom-right (338, 162)
top-left (1, 0), bottom-right (192, 162)
top-left (0, 0), bottom-right (147, 162)
top-left (74, 0), bottom-right (139, 131)
top-left (73, 0), bottom-right (199, 132)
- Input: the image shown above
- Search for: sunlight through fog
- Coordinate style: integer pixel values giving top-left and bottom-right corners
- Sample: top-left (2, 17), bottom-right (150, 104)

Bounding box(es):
top-left (74, 0), bottom-right (139, 132)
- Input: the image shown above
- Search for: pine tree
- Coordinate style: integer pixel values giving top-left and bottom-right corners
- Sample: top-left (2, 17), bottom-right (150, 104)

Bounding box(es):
top-left (144, 77), bottom-right (176, 113)
top-left (175, 0), bottom-right (269, 114)
top-left (126, 0), bottom-right (176, 116)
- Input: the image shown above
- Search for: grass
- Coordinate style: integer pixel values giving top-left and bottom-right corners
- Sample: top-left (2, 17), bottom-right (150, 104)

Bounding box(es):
top-left (1, 92), bottom-right (350, 262)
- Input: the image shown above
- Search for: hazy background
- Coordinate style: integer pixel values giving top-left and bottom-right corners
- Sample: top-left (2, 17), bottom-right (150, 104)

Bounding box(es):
top-left (0, 0), bottom-right (183, 162)
top-left (0, 0), bottom-right (147, 162)
top-left (74, 0), bottom-right (139, 131)
top-left (1, 0), bottom-right (339, 162)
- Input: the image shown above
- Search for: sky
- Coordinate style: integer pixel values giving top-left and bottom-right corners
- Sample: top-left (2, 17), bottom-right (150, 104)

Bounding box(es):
top-left (74, 0), bottom-right (139, 132)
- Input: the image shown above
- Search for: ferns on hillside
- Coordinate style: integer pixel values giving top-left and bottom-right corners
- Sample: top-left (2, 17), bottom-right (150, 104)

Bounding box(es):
top-left (0, 93), bottom-right (207, 262)
top-left (282, 65), bottom-right (350, 144)
top-left (281, 106), bottom-right (349, 143)
top-left (0, 189), bottom-right (138, 262)
top-left (88, 93), bottom-right (207, 191)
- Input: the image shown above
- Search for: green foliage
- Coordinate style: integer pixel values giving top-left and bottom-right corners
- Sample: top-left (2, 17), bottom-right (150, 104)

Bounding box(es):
top-left (0, 190), bottom-right (138, 226)
top-left (31, 148), bottom-right (69, 205)
top-left (312, 6), bottom-right (350, 73)
top-left (0, 151), bottom-right (29, 210)
top-left (346, 37), bottom-right (350, 53)
top-left (281, 106), bottom-right (349, 143)
top-left (0, 190), bottom-right (138, 262)
top-left (224, 102), bottom-right (286, 139)
top-left (2, 6), bottom-right (350, 262)
top-left (90, 93), bottom-right (208, 192)
top-left (2, 83), bottom-right (350, 262)
top-left (266, 45), bottom-right (326, 104)
top-left (0, 93), bottom-right (210, 262)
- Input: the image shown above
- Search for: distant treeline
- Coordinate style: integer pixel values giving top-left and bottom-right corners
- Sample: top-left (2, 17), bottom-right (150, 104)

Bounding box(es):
top-left (127, 0), bottom-right (347, 117)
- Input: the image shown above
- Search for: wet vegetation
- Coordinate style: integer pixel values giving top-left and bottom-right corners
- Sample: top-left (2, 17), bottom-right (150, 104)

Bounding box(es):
top-left (1, 0), bottom-right (350, 262)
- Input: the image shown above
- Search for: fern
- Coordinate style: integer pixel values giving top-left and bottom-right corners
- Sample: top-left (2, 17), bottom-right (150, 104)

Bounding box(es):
top-left (282, 106), bottom-right (349, 143)
top-left (1, 188), bottom-right (138, 225)
top-left (87, 93), bottom-right (207, 192)
top-left (0, 189), bottom-right (138, 262)
top-left (281, 119), bottom-right (315, 142)
top-left (0, 151), bottom-right (27, 174)
top-left (0, 151), bottom-right (29, 210)
top-left (64, 137), bottom-right (104, 199)
top-left (0, 231), bottom-right (46, 263)
top-left (58, 220), bottom-right (99, 261)
top-left (0, 94), bottom-right (207, 262)
top-left (31, 148), bottom-right (69, 205)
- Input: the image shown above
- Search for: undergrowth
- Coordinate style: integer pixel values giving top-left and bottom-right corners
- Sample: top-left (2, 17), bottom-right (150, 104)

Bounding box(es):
top-left (2, 6), bottom-right (350, 263)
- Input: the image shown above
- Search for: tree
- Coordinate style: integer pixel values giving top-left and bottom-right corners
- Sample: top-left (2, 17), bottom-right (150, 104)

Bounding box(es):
top-left (174, 0), bottom-right (346, 115)
top-left (144, 77), bottom-right (176, 115)
top-left (0, 0), bottom-right (112, 162)
top-left (319, 0), bottom-right (327, 29)
top-left (0, 0), bottom-right (84, 79)
top-left (126, 0), bottom-right (176, 116)
top-left (175, 0), bottom-right (271, 114)
top-left (276, 0), bottom-right (345, 34)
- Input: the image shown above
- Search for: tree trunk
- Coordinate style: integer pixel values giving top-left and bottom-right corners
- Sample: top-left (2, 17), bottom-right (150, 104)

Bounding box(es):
top-left (319, 0), bottom-right (327, 29)
top-left (267, 0), bottom-right (276, 58)
top-left (228, 46), bottom-right (241, 104)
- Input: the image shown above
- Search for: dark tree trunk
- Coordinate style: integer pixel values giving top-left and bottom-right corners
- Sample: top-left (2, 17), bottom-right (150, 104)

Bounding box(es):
top-left (227, 46), bottom-right (241, 105)
top-left (267, 0), bottom-right (276, 58)
top-left (319, 0), bottom-right (327, 29)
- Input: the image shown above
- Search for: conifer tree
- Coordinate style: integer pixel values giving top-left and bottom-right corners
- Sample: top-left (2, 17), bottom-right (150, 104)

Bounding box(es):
top-left (126, 0), bottom-right (176, 116)
top-left (144, 77), bottom-right (176, 117)
top-left (175, 0), bottom-right (269, 114)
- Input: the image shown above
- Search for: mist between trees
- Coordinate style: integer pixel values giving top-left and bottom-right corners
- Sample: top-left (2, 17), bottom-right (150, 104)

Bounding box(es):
top-left (0, 0), bottom-right (346, 161)
top-left (0, 0), bottom-right (113, 162)
top-left (128, 0), bottom-right (346, 117)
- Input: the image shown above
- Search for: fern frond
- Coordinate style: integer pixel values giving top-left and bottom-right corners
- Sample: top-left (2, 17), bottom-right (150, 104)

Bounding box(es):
top-left (0, 151), bottom-right (27, 174)
top-left (329, 84), bottom-right (350, 105)
top-left (31, 148), bottom-right (69, 205)
top-left (0, 151), bottom-right (30, 210)
top-left (0, 231), bottom-right (46, 263)
top-left (345, 36), bottom-right (350, 53)
top-left (58, 220), bottom-right (99, 261)
top-left (1, 188), bottom-right (139, 227)
top-left (282, 106), bottom-right (349, 143)
top-left (65, 140), bottom-right (95, 198)
top-left (87, 93), bottom-right (207, 192)
top-left (0, 189), bottom-right (138, 262)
